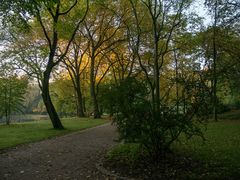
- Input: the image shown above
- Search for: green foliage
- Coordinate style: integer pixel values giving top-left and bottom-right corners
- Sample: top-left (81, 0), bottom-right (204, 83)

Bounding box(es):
top-left (0, 117), bottom-right (108, 150)
top-left (99, 77), bottom-right (149, 112)
top-left (50, 77), bottom-right (77, 116)
top-left (24, 84), bottom-right (42, 113)
top-left (101, 76), bottom-right (211, 158)
top-left (0, 76), bottom-right (28, 124)
top-left (99, 77), bottom-right (151, 141)
top-left (107, 117), bottom-right (240, 179)
top-left (106, 143), bottom-right (143, 167)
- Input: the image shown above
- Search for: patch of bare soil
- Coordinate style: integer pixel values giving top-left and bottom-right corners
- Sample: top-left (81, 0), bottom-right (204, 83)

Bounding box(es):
top-left (0, 123), bottom-right (118, 180)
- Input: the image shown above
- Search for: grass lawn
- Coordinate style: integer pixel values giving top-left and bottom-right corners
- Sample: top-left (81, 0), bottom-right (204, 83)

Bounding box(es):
top-left (106, 110), bottom-right (240, 178)
top-left (0, 117), bottom-right (109, 150)
top-left (172, 119), bottom-right (240, 178)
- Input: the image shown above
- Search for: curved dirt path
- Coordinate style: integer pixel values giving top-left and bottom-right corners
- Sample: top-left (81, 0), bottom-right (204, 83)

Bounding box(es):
top-left (0, 123), bottom-right (118, 180)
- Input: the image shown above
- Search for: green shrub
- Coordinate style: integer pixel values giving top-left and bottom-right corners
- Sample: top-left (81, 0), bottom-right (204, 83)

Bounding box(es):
top-left (106, 143), bottom-right (144, 167)
top-left (101, 77), bottom-right (210, 159)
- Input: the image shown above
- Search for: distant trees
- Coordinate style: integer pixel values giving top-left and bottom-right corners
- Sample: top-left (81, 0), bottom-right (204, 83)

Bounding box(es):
top-left (62, 40), bottom-right (89, 117)
top-left (204, 0), bottom-right (240, 116)
top-left (81, 1), bottom-right (125, 118)
top-left (24, 84), bottom-right (42, 114)
top-left (0, 75), bottom-right (28, 125)
top-left (50, 75), bottom-right (77, 116)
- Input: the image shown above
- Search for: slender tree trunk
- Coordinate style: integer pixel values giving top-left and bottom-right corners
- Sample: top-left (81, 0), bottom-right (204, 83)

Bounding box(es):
top-left (213, 0), bottom-right (218, 121)
top-left (174, 50), bottom-right (179, 116)
top-left (183, 90), bottom-right (186, 114)
top-left (42, 69), bottom-right (64, 129)
top-left (154, 48), bottom-right (160, 116)
top-left (75, 76), bottom-right (85, 117)
top-left (83, 97), bottom-right (86, 113)
top-left (153, 23), bottom-right (160, 119)
top-left (151, 87), bottom-right (156, 117)
top-left (6, 115), bottom-right (10, 125)
top-left (90, 54), bottom-right (101, 118)
top-left (5, 110), bottom-right (10, 125)
top-left (5, 89), bottom-right (10, 125)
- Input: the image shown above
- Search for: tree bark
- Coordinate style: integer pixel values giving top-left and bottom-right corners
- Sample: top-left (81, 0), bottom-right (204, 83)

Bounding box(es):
top-left (213, 0), bottom-right (218, 121)
top-left (42, 69), bottom-right (64, 129)
top-left (90, 54), bottom-right (101, 118)
top-left (75, 76), bottom-right (85, 117)
top-left (4, 89), bottom-right (9, 125)
top-left (153, 38), bottom-right (160, 117)
top-left (174, 50), bottom-right (179, 116)
top-left (5, 109), bottom-right (10, 125)
top-left (153, 19), bottom-right (160, 119)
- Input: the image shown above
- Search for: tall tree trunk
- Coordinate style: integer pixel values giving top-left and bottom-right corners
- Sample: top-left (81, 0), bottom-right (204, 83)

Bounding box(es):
top-left (83, 97), bottom-right (86, 113)
top-left (154, 43), bottom-right (160, 116)
top-left (5, 89), bottom-right (10, 125)
top-left (153, 22), bottom-right (160, 119)
top-left (213, 0), bottom-right (218, 121)
top-left (90, 54), bottom-right (101, 118)
top-left (42, 69), bottom-right (64, 129)
top-left (33, 0), bottom-right (87, 128)
top-left (75, 76), bottom-right (85, 117)
top-left (5, 109), bottom-right (10, 125)
top-left (174, 50), bottom-right (179, 116)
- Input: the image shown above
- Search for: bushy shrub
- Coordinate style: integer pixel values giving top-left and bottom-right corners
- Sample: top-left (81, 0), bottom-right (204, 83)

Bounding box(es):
top-left (106, 143), bottom-right (143, 167)
top-left (101, 77), bottom-right (209, 159)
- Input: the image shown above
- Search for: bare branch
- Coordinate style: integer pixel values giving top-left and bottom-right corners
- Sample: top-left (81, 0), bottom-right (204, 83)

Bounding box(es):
top-left (59, 0), bottom-right (78, 16)
top-left (33, 1), bottom-right (52, 49)
top-left (54, 0), bottom-right (89, 66)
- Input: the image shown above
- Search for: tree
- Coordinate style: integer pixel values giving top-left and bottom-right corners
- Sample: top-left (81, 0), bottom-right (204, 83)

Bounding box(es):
top-left (204, 0), bottom-right (240, 117)
top-left (99, 0), bottom-right (212, 159)
top-left (1, 0), bottom-right (89, 129)
top-left (33, 0), bottom-right (88, 129)
top-left (0, 75), bottom-right (28, 125)
top-left (205, 0), bottom-right (219, 121)
top-left (24, 83), bottom-right (42, 114)
top-left (62, 39), bottom-right (89, 117)
top-left (50, 75), bottom-right (77, 116)
top-left (81, 1), bottom-right (125, 118)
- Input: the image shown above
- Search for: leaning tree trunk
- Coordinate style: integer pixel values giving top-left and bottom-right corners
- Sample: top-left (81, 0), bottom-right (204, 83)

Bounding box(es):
top-left (42, 69), bottom-right (64, 129)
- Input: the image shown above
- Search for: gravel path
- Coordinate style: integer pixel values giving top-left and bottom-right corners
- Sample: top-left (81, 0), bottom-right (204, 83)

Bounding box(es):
top-left (0, 123), bottom-right (118, 180)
